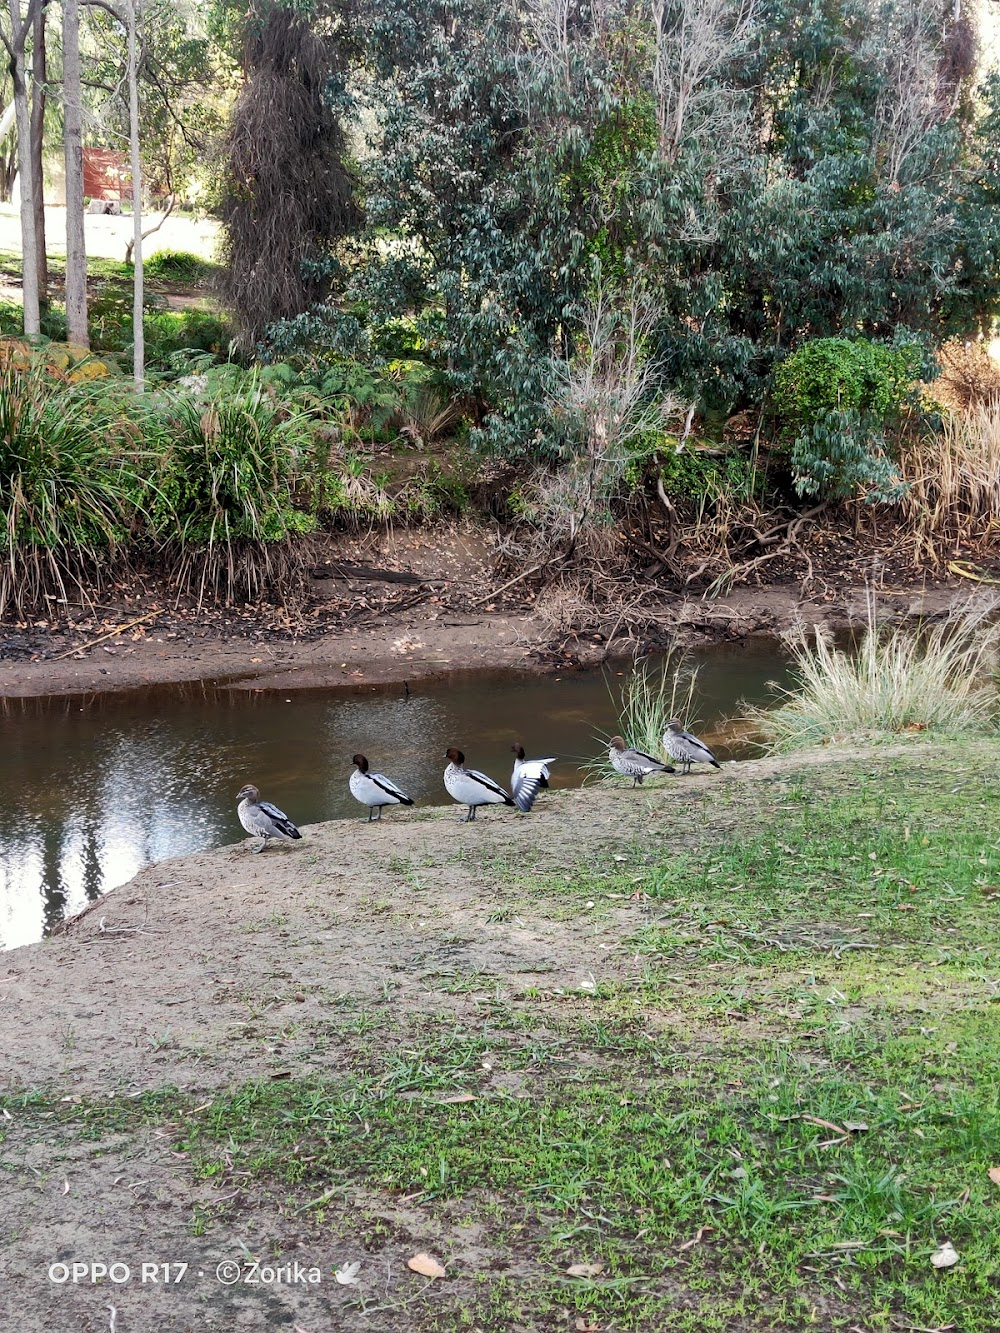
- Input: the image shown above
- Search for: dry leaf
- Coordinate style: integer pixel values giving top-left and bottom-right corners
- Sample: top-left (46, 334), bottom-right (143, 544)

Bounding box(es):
top-left (435, 1093), bottom-right (477, 1104)
top-left (566, 1262), bottom-right (604, 1278)
top-left (61, 1179), bottom-right (69, 1195)
top-left (988, 1166), bottom-right (1000, 1187)
top-left (843, 1121), bottom-right (869, 1133)
top-left (930, 1242), bottom-right (959, 1269)
top-left (575, 1320), bottom-right (602, 1331)
top-left (407, 1253), bottom-right (446, 1279)
top-left (334, 1261), bottom-right (361, 1286)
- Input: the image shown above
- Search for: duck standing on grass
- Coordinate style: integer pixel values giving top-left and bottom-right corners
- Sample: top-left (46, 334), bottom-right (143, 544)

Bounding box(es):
top-left (444, 747), bottom-right (516, 822)
top-left (350, 753), bottom-right (414, 822)
top-left (236, 784), bottom-right (303, 852)
top-left (663, 719), bottom-right (722, 775)
top-left (510, 743), bottom-right (557, 813)
top-left (608, 736), bottom-right (675, 788)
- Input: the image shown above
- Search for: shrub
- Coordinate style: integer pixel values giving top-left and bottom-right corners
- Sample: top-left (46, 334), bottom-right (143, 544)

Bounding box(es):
top-left (144, 250), bottom-right (213, 284)
top-left (0, 362), bottom-right (138, 616)
top-left (773, 338), bottom-right (921, 499)
top-left (746, 597), bottom-right (1000, 752)
top-left (144, 310), bottom-right (230, 370)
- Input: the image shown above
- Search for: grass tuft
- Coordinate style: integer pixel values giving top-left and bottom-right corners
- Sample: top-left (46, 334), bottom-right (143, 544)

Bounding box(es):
top-left (746, 596), bottom-right (1000, 751)
top-left (583, 649), bottom-right (699, 780)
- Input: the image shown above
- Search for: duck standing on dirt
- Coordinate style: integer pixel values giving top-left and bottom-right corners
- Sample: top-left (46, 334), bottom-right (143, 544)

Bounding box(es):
top-left (350, 753), bottom-right (414, 821)
top-left (510, 743), bottom-right (557, 813)
top-left (663, 719), bottom-right (722, 775)
top-left (608, 736), bottom-right (675, 788)
top-left (444, 747), bottom-right (516, 822)
top-left (236, 784), bottom-right (303, 852)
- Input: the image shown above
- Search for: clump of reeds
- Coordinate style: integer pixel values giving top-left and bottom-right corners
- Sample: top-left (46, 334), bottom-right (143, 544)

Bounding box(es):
top-left (899, 405), bottom-right (1000, 563)
top-left (158, 381), bottom-right (319, 606)
top-left (746, 597), bottom-right (1000, 752)
top-left (583, 648), bottom-right (699, 781)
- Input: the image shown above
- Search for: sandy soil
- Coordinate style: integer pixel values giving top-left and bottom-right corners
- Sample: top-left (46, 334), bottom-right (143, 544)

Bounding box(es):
top-left (0, 525), bottom-right (971, 699)
top-left (0, 745), bottom-right (897, 1332)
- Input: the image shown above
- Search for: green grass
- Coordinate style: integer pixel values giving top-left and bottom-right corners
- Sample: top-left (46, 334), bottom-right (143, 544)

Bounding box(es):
top-left (4, 751), bottom-right (1000, 1329)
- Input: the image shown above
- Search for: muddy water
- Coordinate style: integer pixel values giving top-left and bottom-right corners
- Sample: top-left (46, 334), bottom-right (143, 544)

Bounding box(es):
top-left (0, 641), bottom-right (792, 949)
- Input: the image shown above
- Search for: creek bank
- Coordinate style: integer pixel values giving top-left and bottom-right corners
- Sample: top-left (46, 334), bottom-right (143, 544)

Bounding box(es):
top-left (0, 581), bottom-right (969, 700)
top-left (2, 741), bottom-right (994, 1333)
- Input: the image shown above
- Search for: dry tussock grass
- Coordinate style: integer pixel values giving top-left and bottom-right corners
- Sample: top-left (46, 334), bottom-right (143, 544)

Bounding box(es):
top-left (899, 404), bottom-right (1000, 561)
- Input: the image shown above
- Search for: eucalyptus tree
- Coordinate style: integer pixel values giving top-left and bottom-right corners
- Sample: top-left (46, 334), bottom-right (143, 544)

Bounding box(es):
top-left (2, 0), bottom-right (44, 334)
top-left (63, 0), bottom-right (87, 346)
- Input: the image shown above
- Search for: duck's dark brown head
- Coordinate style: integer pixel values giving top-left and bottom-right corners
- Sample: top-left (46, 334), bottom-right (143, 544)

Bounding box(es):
top-left (445, 747), bottom-right (465, 765)
top-left (236, 783), bottom-right (259, 802)
top-left (511, 743), bottom-right (526, 760)
top-left (609, 736), bottom-right (626, 752)
top-left (352, 754), bottom-right (369, 772)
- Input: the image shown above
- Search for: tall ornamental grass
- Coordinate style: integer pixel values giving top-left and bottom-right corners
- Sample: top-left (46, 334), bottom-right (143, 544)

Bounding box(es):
top-left (0, 362), bottom-right (139, 616)
top-left (899, 406), bottom-right (1000, 563)
top-left (158, 381), bottom-right (319, 605)
top-left (748, 598), bottom-right (1000, 752)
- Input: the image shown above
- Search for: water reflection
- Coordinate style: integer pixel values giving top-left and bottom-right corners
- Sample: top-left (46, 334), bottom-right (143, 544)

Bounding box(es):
top-left (0, 641), bottom-right (792, 949)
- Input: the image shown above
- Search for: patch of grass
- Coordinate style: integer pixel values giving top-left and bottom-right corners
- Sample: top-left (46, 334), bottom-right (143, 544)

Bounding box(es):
top-left (5, 749), bottom-right (1000, 1330)
top-left (746, 597), bottom-right (1000, 751)
top-left (143, 249), bottom-right (214, 284)
top-left (583, 650), bottom-right (699, 782)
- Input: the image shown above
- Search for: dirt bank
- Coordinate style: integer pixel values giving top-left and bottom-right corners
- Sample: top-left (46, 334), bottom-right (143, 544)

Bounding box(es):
top-left (0, 529), bottom-right (970, 698)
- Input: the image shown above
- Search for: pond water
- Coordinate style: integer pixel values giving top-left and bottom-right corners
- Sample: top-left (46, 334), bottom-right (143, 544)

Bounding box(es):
top-left (0, 639), bottom-right (793, 949)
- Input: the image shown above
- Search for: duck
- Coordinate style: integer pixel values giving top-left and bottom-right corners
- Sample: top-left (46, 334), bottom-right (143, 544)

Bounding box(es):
top-left (444, 747), bottom-right (516, 822)
top-left (350, 753), bottom-right (414, 821)
top-left (236, 783), bottom-right (303, 852)
top-left (510, 743), bottom-right (557, 813)
top-left (608, 736), bottom-right (675, 787)
top-left (663, 719), bottom-right (722, 775)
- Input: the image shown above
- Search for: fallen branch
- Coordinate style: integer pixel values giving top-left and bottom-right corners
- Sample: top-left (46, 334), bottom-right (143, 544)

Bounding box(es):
top-left (470, 561), bottom-right (547, 606)
top-left (49, 611), bottom-right (157, 661)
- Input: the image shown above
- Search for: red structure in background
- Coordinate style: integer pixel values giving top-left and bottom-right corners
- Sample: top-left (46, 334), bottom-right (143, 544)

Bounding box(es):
top-left (82, 148), bottom-right (128, 200)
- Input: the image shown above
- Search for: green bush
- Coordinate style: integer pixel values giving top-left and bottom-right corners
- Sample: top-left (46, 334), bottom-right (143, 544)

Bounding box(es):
top-left (144, 250), bottom-right (213, 284)
top-left (144, 310), bottom-right (230, 369)
top-left (156, 383), bottom-right (317, 545)
top-left (773, 338), bottom-right (920, 499)
top-left (657, 444), bottom-right (760, 504)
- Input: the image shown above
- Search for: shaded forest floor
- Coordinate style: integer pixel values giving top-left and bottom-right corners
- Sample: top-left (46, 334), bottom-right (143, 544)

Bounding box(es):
top-left (2, 742), bottom-right (999, 1330)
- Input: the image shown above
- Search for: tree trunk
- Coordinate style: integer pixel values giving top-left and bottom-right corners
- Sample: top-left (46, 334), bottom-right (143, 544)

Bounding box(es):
top-left (62, 0), bottom-right (88, 348)
top-left (127, 0), bottom-right (143, 387)
top-left (30, 0), bottom-right (47, 311)
top-left (8, 0), bottom-right (40, 335)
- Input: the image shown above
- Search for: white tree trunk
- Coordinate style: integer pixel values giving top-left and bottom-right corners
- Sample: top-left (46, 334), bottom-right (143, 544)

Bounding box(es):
top-left (8, 0), bottom-right (39, 335)
top-left (62, 0), bottom-right (88, 348)
top-left (127, 0), bottom-right (143, 387)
